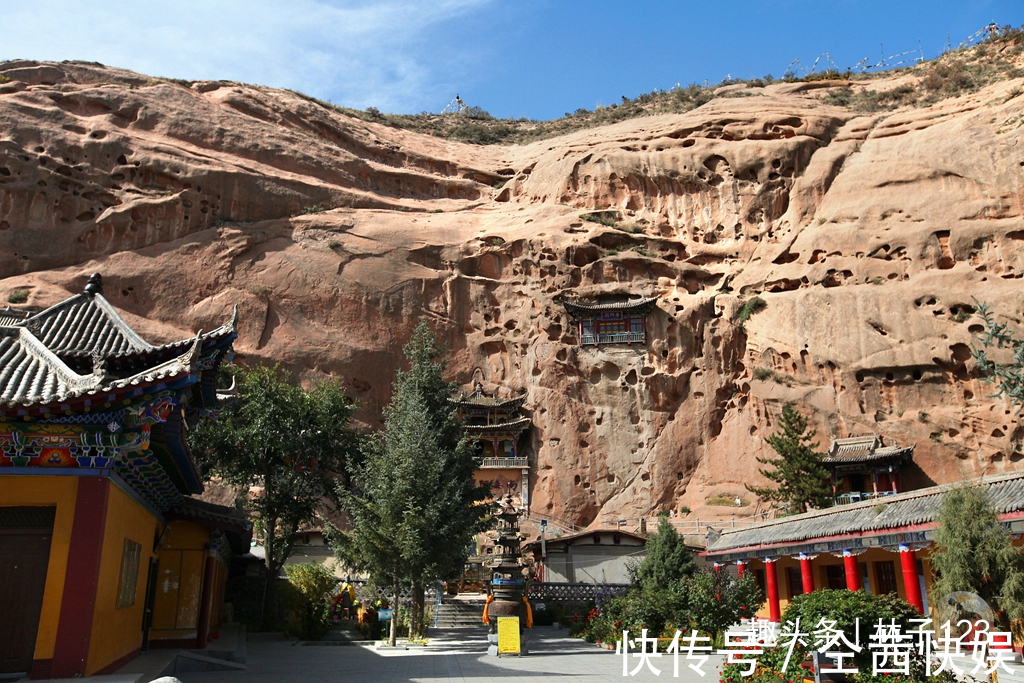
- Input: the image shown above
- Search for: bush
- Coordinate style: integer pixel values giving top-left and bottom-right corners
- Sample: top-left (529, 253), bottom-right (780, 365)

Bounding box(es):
top-left (7, 289), bottom-right (28, 304)
top-left (735, 296), bottom-right (767, 323)
top-left (283, 563), bottom-right (337, 640)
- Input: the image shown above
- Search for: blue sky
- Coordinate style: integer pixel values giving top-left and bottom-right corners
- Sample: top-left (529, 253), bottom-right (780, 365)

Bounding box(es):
top-left (2, 1), bottom-right (1020, 120)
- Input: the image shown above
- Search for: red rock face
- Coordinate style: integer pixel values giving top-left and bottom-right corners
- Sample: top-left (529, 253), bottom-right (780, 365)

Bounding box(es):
top-left (2, 60), bottom-right (1023, 529)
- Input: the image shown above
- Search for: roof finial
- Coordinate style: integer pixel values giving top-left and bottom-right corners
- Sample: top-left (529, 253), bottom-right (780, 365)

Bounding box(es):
top-left (84, 273), bottom-right (103, 297)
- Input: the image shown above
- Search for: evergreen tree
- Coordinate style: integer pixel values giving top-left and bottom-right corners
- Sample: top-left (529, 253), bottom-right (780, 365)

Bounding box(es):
top-left (746, 403), bottom-right (832, 513)
top-left (188, 364), bottom-right (359, 628)
top-left (972, 301), bottom-right (1024, 407)
top-left (931, 483), bottom-right (1024, 632)
top-left (336, 322), bottom-right (489, 644)
top-left (630, 513), bottom-right (695, 590)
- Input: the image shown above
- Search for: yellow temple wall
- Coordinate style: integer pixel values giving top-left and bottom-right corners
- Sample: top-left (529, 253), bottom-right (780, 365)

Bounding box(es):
top-left (86, 483), bottom-right (160, 675)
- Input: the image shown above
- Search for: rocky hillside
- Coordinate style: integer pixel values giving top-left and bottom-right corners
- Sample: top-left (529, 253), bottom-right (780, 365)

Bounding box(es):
top-left (1, 47), bottom-right (1023, 527)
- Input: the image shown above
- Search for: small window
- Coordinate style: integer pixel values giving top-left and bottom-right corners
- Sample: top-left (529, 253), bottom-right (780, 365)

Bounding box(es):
top-left (116, 539), bottom-right (142, 608)
top-left (786, 566), bottom-right (804, 598)
top-left (875, 561), bottom-right (898, 595)
top-left (825, 564), bottom-right (846, 590)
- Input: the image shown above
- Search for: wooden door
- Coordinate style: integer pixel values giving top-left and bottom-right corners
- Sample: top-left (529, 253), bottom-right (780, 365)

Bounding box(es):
top-left (0, 507), bottom-right (55, 675)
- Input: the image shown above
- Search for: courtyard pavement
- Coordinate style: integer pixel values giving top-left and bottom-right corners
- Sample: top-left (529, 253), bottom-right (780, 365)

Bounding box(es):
top-left (174, 627), bottom-right (725, 683)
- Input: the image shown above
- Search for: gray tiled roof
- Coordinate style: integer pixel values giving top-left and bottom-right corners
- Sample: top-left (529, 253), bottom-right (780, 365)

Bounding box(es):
top-left (821, 434), bottom-right (914, 465)
top-left (561, 296), bottom-right (659, 318)
top-left (23, 293), bottom-right (153, 358)
top-left (0, 282), bottom-right (236, 407)
top-left (0, 325), bottom-right (203, 407)
top-left (706, 471), bottom-right (1024, 554)
top-left (0, 307), bottom-right (32, 327)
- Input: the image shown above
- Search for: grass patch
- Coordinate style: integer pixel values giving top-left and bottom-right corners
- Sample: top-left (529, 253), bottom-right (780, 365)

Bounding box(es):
top-left (705, 495), bottom-right (747, 507)
top-left (7, 289), bottom-right (29, 304)
top-left (918, 411), bottom-right (929, 423)
top-left (484, 236), bottom-right (505, 246)
top-left (581, 211), bottom-right (618, 227)
top-left (247, 284), bottom-right (271, 298)
top-left (873, 503), bottom-right (888, 515)
top-left (930, 432), bottom-right (943, 442)
top-left (300, 205), bottom-right (327, 215)
top-left (874, 410), bottom-right (888, 422)
top-left (735, 296), bottom-right (767, 323)
top-left (327, 240), bottom-right (341, 249)
top-left (615, 222), bottom-right (645, 234)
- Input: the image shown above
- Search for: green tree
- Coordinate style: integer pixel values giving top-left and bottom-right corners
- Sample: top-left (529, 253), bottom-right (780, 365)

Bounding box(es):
top-left (336, 322), bottom-right (489, 645)
top-left (931, 483), bottom-right (1024, 633)
top-left (679, 569), bottom-right (762, 641)
top-left (630, 513), bottom-right (695, 590)
top-left (972, 301), bottom-right (1024, 407)
top-left (283, 562), bottom-right (338, 640)
top-left (746, 403), bottom-right (832, 513)
top-left (189, 364), bottom-right (360, 628)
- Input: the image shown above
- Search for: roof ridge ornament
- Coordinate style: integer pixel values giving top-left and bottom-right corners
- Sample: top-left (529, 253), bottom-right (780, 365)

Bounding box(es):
top-left (91, 352), bottom-right (108, 381)
top-left (84, 273), bottom-right (103, 297)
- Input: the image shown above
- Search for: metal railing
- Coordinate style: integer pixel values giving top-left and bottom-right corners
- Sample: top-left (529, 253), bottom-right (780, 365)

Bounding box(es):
top-left (834, 490), bottom-right (898, 506)
top-left (528, 582), bottom-right (631, 603)
top-left (580, 332), bottom-right (646, 345)
top-left (479, 457), bottom-right (529, 469)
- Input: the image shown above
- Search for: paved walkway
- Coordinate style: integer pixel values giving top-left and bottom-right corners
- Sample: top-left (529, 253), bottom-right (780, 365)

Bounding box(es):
top-left (175, 627), bottom-right (724, 683)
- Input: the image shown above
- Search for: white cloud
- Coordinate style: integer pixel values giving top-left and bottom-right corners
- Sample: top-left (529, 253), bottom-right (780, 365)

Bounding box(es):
top-left (0, 0), bottom-right (494, 112)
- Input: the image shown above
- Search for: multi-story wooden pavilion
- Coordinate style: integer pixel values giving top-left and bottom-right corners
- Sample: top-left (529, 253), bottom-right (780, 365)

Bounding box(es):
top-left (451, 382), bottom-right (530, 509)
top-left (702, 471), bottom-right (1024, 623)
top-left (0, 274), bottom-right (247, 679)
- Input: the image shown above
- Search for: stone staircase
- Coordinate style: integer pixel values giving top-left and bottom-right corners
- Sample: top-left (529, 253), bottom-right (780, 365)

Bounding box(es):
top-left (435, 598), bottom-right (488, 628)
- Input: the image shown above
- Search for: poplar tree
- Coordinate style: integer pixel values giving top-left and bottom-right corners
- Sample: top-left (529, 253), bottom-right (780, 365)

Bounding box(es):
top-left (931, 483), bottom-right (1024, 632)
top-left (972, 301), bottom-right (1024, 407)
top-left (746, 403), bottom-right (832, 513)
top-left (337, 322), bottom-right (489, 644)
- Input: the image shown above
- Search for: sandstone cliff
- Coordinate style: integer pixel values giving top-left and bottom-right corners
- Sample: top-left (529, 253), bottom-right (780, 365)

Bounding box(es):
top-left (2, 51), bottom-right (1023, 528)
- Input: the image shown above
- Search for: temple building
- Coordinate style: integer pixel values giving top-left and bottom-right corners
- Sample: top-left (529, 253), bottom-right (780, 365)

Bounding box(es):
top-left (0, 274), bottom-right (247, 679)
top-left (823, 435), bottom-right (914, 505)
top-left (701, 471), bottom-right (1024, 624)
top-left (560, 295), bottom-right (659, 346)
top-left (451, 382), bottom-right (530, 510)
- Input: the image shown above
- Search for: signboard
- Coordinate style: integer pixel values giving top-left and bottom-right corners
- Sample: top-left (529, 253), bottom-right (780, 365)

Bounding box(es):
top-left (497, 616), bottom-right (521, 655)
top-left (377, 608), bottom-right (393, 622)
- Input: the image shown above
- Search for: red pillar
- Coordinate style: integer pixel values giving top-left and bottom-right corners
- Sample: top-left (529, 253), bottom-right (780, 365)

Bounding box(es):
top-left (899, 545), bottom-right (925, 614)
top-left (843, 550), bottom-right (861, 591)
top-left (799, 554), bottom-right (815, 594)
top-left (736, 560), bottom-right (746, 578)
top-left (196, 554), bottom-right (217, 649)
top-left (52, 477), bottom-right (110, 678)
top-left (764, 558), bottom-right (781, 623)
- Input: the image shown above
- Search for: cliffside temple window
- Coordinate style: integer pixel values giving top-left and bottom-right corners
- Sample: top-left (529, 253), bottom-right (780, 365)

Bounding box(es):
top-left (822, 435), bottom-right (914, 505)
top-left (560, 295), bottom-right (659, 346)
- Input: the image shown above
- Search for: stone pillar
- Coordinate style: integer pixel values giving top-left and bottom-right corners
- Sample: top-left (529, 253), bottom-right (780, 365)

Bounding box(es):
top-left (899, 545), bottom-right (925, 614)
top-left (799, 553), bottom-right (815, 594)
top-left (764, 558), bottom-right (781, 623)
top-left (843, 550), bottom-right (861, 591)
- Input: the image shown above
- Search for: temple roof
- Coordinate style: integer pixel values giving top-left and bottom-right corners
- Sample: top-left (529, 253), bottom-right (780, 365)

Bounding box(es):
top-left (705, 471), bottom-right (1024, 555)
top-left (560, 295), bottom-right (659, 319)
top-left (451, 382), bottom-right (527, 410)
top-left (822, 435), bottom-right (914, 465)
top-left (0, 306), bottom-right (32, 327)
top-left (0, 325), bottom-right (204, 407)
top-left (0, 274), bottom-right (236, 408)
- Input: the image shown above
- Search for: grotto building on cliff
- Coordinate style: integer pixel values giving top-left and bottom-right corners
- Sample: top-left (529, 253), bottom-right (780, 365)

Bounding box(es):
top-left (560, 295), bottom-right (659, 346)
top-left (0, 274), bottom-right (249, 679)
